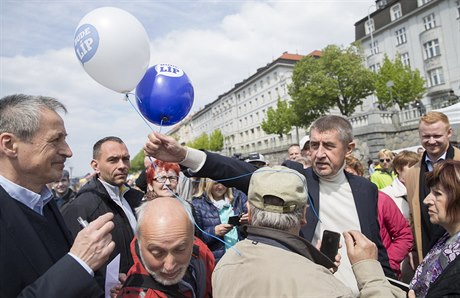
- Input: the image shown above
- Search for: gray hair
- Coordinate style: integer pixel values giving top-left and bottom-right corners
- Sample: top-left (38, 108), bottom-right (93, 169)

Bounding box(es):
top-left (310, 115), bottom-right (353, 146)
top-left (249, 196), bottom-right (304, 232)
top-left (0, 94), bottom-right (67, 142)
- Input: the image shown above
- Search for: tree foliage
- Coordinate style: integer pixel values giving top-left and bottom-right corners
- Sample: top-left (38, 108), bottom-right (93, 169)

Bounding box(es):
top-left (261, 97), bottom-right (294, 137)
top-left (209, 129), bottom-right (224, 151)
top-left (375, 54), bottom-right (426, 109)
top-left (130, 149), bottom-right (145, 173)
top-left (289, 44), bottom-right (376, 128)
top-left (186, 129), bottom-right (224, 152)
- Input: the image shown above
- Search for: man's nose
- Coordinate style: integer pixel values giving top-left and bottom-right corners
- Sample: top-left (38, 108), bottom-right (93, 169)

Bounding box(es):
top-left (163, 254), bottom-right (176, 272)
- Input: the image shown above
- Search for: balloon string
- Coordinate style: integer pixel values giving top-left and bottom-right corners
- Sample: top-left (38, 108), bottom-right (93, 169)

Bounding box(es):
top-left (124, 92), bottom-right (242, 256)
top-left (125, 93), bottom-right (156, 131)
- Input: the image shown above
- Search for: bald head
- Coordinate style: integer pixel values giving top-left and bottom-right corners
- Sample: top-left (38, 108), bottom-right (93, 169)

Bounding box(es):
top-left (136, 197), bottom-right (195, 285)
top-left (137, 197), bottom-right (194, 237)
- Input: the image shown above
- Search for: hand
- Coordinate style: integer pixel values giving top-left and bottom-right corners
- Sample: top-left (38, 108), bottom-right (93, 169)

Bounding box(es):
top-left (144, 132), bottom-right (187, 163)
top-left (214, 223), bottom-right (233, 237)
top-left (70, 213), bottom-right (115, 271)
top-left (408, 290), bottom-right (416, 298)
top-left (316, 239), bottom-right (342, 273)
top-left (344, 230), bottom-right (377, 265)
top-left (110, 273), bottom-right (127, 298)
top-left (239, 213), bottom-right (249, 225)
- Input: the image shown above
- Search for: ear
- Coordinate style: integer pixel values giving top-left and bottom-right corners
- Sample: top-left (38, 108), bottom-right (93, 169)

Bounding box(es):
top-left (0, 133), bottom-right (19, 158)
top-left (90, 159), bottom-right (100, 174)
top-left (346, 141), bottom-right (355, 155)
top-left (246, 202), bottom-right (252, 224)
top-left (300, 205), bottom-right (307, 225)
top-left (447, 127), bottom-right (453, 139)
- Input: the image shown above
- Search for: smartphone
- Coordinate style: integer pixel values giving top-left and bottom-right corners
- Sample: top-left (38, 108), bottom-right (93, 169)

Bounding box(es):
top-left (228, 214), bottom-right (241, 226)
top-left (320, 230), bottom-right (341, 261)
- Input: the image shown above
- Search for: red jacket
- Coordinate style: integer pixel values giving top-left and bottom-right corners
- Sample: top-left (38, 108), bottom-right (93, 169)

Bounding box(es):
top-left (118, 236), bottom-right (214, 298)
top-left (378, 191), bottom-right (413, 277)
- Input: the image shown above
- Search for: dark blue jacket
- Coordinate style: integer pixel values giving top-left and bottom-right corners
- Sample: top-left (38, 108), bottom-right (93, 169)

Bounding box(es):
top-left (192, 188), bottom-right (248, 262)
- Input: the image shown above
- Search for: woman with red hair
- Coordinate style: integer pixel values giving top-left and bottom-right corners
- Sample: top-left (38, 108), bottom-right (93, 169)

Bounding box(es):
top-left (145, 159), bottom-right (181, 200)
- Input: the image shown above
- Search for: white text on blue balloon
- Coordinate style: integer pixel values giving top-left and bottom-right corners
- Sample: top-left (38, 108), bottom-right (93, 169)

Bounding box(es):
top-left (155, 64), bottom-right (184, 78)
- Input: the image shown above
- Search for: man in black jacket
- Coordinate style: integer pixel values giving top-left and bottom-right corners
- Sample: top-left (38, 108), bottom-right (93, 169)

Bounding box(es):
top-left (63, 136), bottom-right (144, 278)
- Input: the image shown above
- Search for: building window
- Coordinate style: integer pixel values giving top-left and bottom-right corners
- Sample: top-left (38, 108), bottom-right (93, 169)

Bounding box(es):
top-left (369, 63), bottom-right (381, 73)
top-left (395, 28), bottom-right (407, 45)
top-left (423, 39), bottom-right (440, 59)
top-left (391, 4), bottom-right (402, 21)
top-left (428, 67), bottom-right (445, 86)
top-left (423, 13), bottom-right (436, 30)
top-left (457, 1), bottom-right (460, 18)
top-left (401, 52), bottom-right (410, 67)
top-left (370, 40), bottom-right (379, 55)
top-left (365, 18), bottom-right (375, 35)
top-left (417, 0), bottom-right (432, 6)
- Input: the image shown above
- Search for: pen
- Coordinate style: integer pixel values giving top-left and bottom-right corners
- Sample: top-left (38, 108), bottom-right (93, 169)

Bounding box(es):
top-left (77, 216), bottom-right (89, 229)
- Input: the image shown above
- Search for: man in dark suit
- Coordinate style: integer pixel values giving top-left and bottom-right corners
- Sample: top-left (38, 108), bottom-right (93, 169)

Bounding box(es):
top-left (0, 94), bottom-right (115, 297)
top-left (144, 115), bottom-right (393, 295)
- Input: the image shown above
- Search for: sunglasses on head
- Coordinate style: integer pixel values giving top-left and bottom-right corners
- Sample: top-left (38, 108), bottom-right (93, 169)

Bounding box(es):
top-left (380, 159), bottom-right (391, 163)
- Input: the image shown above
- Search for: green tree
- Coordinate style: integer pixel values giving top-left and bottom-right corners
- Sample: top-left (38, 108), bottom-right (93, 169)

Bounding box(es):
top-left (261, 97), bottom-right (294, 137)
top-left (209, 129), bottom-right (224, 151)
top-left (375, 54), bottom-right (426, 110)
top-left (187, 132), bottom-right (209, 150)
top-left (130, 149), bottom-right (145, 173)
top-left (289, 44), bottom-right (376, 128)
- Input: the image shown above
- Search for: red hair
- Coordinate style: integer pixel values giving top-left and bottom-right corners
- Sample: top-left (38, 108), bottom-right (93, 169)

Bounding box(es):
top-left (145, 159), bottom-right (180, 185)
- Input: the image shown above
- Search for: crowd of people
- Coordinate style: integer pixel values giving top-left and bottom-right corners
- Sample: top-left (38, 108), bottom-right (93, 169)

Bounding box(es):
top-left (1, 93), bottom-right (459, 298)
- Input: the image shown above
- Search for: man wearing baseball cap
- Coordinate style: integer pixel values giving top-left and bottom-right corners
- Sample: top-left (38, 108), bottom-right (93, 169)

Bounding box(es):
top-left (212, 166), bottom-right (404, 297)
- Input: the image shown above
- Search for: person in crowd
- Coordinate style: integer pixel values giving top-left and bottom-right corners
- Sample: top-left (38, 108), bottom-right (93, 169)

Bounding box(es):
top-left (370, 149), bottom-right (397, 189)
top-left (62, 136), bottom-right (144, 279)
top-left (299, 135), bottom-right (311, 157)
top-left (115, 197), bottom-right (214, 298)
top-left (367, 158), bottom-right (375, 176)
top-left (134, 156), bottom-right (151, 193)
top-left (287, 143), bottom-right (301, 161)
top-left (405, 111), bottom-right (460, 263)
top-left (244, 152), bottom-right (267, 168)
top-left (345, 155), bottom-right (413, 279)
top-left (296, 156), bottom-right (312, 169)
top-left (213, 166), bottom-right (405, 297)
top-left (144, 159), bottom-right (180, 200)
top-left (381, 150), bottom-right (420, 223)
top-left (52, 169), bottom-right (76, 211)
top-left (408, 160), bottom-right (460, 297)
top-left (0, 94), bottom-right (115, 297)
top-left (143, 114), bottom-right (394, 295)
top-left (192, 179), bottom-right (248, 262)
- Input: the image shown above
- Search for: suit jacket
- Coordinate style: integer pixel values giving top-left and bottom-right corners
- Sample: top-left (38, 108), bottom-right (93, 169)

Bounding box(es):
top-left (0, 185), bottom-right (102, 298)
top-left (405, 145), bottom-right (460, 261)
top-left (192, 151), bottom-right (393, 276)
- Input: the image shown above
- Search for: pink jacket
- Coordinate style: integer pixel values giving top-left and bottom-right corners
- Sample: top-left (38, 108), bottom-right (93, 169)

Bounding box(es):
top-left (378, 191), bottom-right (414, 277)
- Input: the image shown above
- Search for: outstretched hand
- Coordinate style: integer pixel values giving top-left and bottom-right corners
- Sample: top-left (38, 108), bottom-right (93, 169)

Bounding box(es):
top-left (343, 230), bottom-right (377, 265)
top-left (144, 132), bottom-right (187, 162)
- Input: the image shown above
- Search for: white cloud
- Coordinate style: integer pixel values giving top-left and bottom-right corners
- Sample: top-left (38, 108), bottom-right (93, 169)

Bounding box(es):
top-left (1, 0), bottom-right (374, 176)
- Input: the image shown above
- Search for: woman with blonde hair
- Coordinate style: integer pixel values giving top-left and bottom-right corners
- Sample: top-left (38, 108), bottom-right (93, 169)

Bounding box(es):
top-left (192, 179), bottom-right (248, 262)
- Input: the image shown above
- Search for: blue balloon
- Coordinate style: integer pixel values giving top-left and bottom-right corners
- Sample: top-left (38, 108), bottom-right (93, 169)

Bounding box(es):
top-left (136, 64), bottom-right (194, 126)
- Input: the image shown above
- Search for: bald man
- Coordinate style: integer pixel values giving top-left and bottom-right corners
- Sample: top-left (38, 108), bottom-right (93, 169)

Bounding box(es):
top-left (117, 197), bottom-right (214, 298)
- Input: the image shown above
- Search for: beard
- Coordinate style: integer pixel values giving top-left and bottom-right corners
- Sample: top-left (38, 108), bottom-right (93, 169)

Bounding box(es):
top-left (139, 248), bottom-right (188, 286)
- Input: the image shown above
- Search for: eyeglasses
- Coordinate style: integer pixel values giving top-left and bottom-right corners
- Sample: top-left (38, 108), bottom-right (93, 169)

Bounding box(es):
top-left (379, 159), bottom-right (391, 163)
top-left (153, 176), bottom-right (179, 183)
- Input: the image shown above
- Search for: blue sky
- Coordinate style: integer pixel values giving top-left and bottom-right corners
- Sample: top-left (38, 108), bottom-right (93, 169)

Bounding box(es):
top-left (1, 0), bottom-right (374, 176)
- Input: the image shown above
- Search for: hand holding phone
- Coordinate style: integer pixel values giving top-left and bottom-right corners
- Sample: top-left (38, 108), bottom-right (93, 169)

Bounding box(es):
top-left (320, 230), bottom-right (341, 262)
top-left (228, 214), bottom-right (242, 226)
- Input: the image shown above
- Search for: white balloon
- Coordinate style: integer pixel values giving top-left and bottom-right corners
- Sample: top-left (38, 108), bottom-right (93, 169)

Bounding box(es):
top-left (74, 7), bottom-right (150, 93)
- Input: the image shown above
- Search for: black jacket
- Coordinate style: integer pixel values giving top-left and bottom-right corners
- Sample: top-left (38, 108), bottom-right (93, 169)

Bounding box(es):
top-left (62, 176), bottom-right (144, 275)
top-left (426, 255), bottom-right (460, 298)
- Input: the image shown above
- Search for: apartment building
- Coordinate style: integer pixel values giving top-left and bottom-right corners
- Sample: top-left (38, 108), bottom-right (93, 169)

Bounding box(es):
top-left (168, 52), bottom-right (320, 160)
